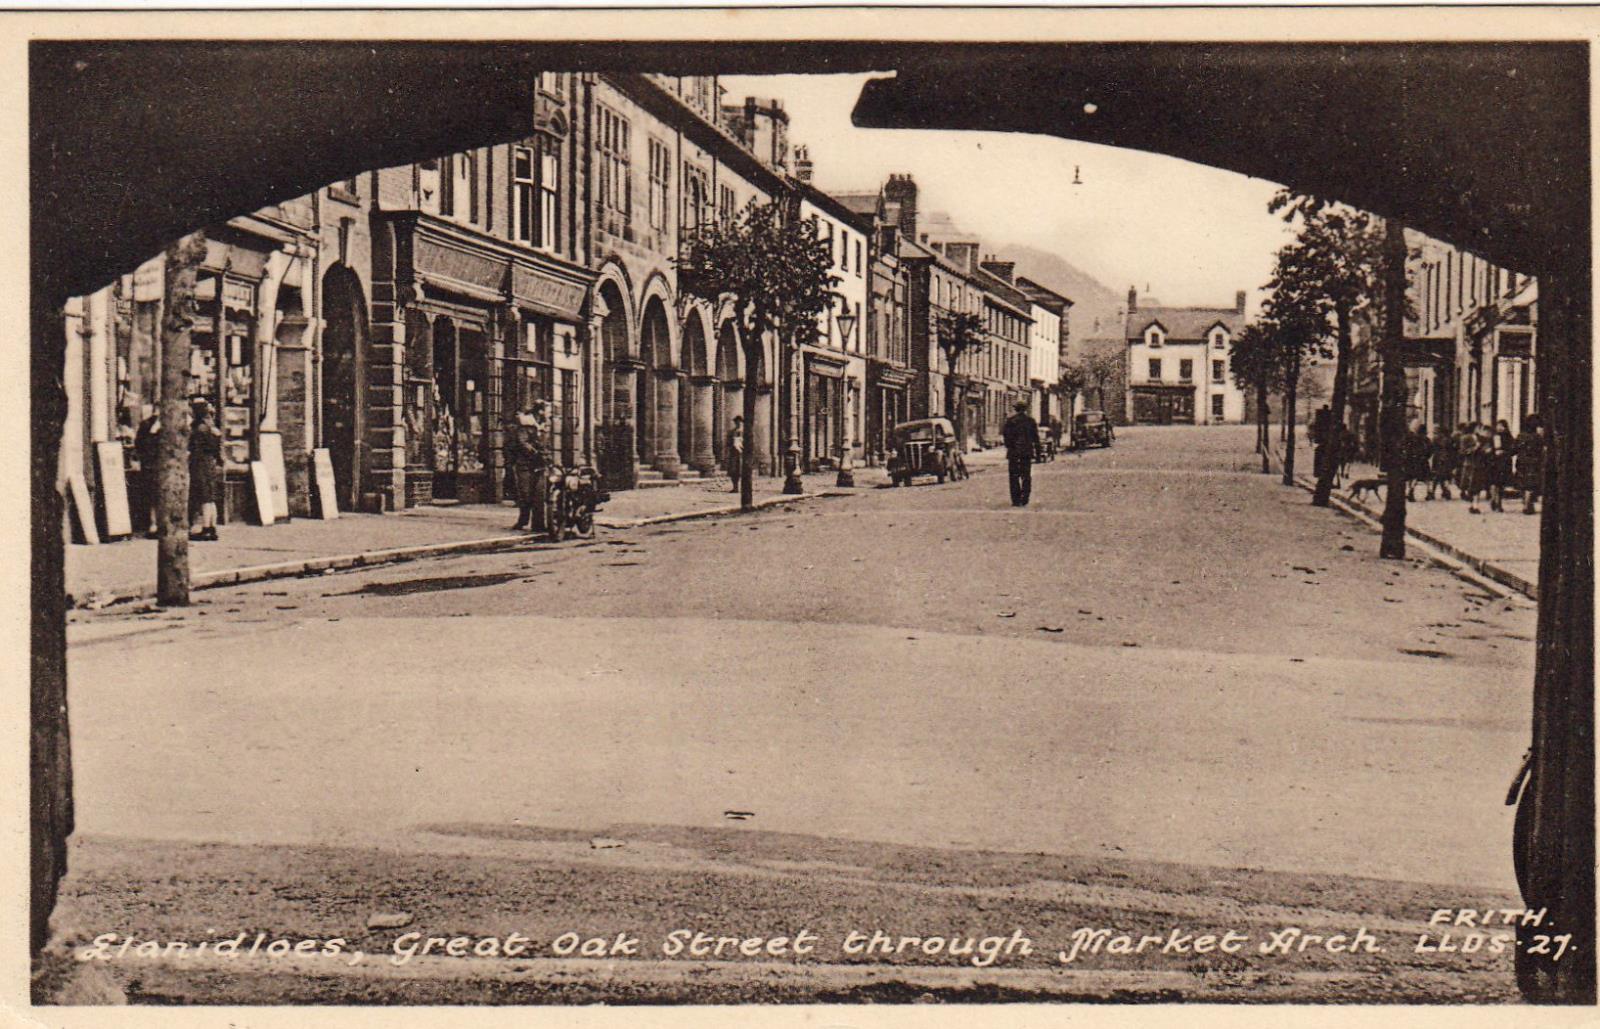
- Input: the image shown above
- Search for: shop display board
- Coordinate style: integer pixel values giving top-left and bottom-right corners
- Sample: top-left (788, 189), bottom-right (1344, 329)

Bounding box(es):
top-left (257, 432), bottom-right (290, 521)
top-left (248, 460), bottom-right (276, 526)
top-left (311, 448), bottom-right (339, 520)
top-left (67, 471), bottom-right (99, 545)
top-left (92, 442), bottom-right (133, 539)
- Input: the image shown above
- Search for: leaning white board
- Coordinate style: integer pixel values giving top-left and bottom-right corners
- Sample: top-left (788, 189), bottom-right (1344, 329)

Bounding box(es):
top-left (257, 431), bottom-right (290, 521)
top-left (248, 460), bottom-right (276, 526)
top-left (67, 471), bottom-right (99, 545)
top-left (311, 448), bottom-right (339, 520)
top-left (93, 441), bottom-right (133, 539)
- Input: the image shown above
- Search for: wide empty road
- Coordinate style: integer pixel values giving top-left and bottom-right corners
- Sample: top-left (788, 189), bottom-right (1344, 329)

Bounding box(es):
top-left (60, 425), bottom-right (1535, 1001)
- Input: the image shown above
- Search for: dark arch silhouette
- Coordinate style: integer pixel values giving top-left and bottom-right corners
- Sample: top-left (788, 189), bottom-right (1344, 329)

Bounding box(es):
top-left (319, 264), bottom-right (368, 512)
top-left (28, 45), bottom-right (1590, 1000)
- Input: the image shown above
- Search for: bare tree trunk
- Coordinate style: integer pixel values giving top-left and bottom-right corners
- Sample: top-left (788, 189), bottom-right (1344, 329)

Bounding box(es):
top-left (157, 232), bottom-right (207, 605)
top-left (1257, 377), bottom-right (1270, 473)
top-left (1515, 260), bottom-right (1595, 1003)
top-left (1377, 220), bottom-right (1409, 560)
top-left (1312, 303), bottom-right (1354, 506)
top-left (31, 292), bottom-right (70, 962)
top-left (738, 314), bottom-right (770, 512)
top-left (944, 359), bottom-right (961, 445)
top-left (1280, 351), bottom-right (1300, 486)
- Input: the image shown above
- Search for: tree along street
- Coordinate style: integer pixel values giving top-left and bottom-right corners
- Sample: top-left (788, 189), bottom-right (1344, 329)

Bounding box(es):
top-left (60, 426), bottom-right (1534, 1001)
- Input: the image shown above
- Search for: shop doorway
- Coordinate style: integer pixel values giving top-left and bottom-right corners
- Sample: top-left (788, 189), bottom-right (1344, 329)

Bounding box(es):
top-left (319, 264), bottom-right (367, 510)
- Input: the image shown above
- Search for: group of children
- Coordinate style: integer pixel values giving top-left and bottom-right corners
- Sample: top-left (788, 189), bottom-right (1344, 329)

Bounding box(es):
top-left (1401, 416), bottom-right (1545, 515)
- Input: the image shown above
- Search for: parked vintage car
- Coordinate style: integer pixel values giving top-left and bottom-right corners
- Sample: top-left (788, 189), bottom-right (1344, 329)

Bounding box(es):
top-left (887, 417), bottom-right (962, 486)
top-left (1073, 410), bottom-right (1115, 449)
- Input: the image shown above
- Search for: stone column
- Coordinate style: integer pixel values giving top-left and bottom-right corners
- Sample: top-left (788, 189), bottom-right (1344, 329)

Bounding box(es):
top-left (653, 367), bottom-right (681, 478)
top-left (635, 363), bottom-right (656, 468)
top-left (753, 385), bottom-right (774, 474)
top-left (690, 375), bottom-right (717, 474)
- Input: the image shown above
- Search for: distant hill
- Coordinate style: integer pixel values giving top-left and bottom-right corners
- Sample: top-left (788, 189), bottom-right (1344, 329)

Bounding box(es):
top-left (993, 243), bottom-right (1126, 357)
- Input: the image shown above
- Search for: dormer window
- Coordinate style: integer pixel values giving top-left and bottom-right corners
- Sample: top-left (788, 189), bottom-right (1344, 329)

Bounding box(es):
top-left (1212, 329), bottom-right (1228, 350)
top-left (1146, 327), bottom-right (1164, 347)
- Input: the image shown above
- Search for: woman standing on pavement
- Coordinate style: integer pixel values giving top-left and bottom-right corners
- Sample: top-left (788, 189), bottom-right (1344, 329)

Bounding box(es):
top-left (187, 398), bottom-right (222, 541)
top-left (1488, 419), bottom-right (1517, 513)
top-left (1427, 424), bottom-right (1456, 501)
top-left (1457, 422), bottom-right (1485, 514)
top-left (1515, 415), bottom-right (1544, 516)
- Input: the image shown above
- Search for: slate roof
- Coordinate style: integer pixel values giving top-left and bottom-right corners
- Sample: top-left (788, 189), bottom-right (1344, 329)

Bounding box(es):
top-left (1127, 305), bottom-right (1244, 341)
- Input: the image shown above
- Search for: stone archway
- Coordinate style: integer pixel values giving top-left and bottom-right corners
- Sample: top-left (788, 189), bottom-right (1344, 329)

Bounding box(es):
top-left (680, 309), bottom-right (715, 474)
top-left (639, 295), bottom-right (679, 478)
top-left (714, 320), bottom-right (742, 471)
top-left (595, 276), bottom-right (637, 487)
top-left (319, 263), bottom-right (367, 511)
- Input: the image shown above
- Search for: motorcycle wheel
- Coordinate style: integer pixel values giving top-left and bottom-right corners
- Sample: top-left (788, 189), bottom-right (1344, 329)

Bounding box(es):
top-left (574, 498), bottom-right (595, 537)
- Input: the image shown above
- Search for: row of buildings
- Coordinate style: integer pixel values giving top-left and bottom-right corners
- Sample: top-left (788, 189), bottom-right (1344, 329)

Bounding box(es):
top-left (1380, 231), bottom-right (1538, 444)
top-left (61, 72), bottom-right (1091, 531)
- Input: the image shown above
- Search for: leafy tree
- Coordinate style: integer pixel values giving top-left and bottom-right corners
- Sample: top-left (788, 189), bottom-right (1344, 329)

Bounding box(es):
top-left (1077, 348), bottom-right (1122, 416)
top-left (1267, 191), bottom-right (1385, 506)
top-left (1053, 361), bottom-right (1087, 422)
top-left (1228, 322), bottom-right (1279, 472)
top-left (935, 309), bottom-right (987, 443)
top-left (678, 199), bottom-right (836, 510)
top-left (1258, 281), bottom-right (1333, 487)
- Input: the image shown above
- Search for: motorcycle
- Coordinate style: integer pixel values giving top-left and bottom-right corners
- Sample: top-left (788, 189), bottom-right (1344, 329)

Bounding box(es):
top-left (541, 463), bottom-right (607, 541)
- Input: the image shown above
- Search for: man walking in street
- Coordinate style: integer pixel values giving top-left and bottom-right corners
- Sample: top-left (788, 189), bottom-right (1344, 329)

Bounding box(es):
top-left (1002, 399), bottom-right (1041, 507)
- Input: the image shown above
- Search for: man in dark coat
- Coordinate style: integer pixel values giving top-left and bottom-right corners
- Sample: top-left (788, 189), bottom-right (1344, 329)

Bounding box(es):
top-left (1001, 399), bottom-right (1041, 507)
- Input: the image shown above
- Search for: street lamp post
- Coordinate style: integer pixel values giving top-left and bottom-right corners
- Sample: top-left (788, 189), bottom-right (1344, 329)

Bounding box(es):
top-left (834, 308), bottom-right (859, 487)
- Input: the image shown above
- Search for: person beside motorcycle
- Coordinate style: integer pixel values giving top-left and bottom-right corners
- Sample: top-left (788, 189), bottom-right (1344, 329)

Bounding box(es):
top-left (506, 405), bottom-right (550, 532)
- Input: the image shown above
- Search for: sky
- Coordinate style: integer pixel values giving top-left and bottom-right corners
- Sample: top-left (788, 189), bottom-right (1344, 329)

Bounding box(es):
top-left (720, 73), bottom-right (1298, 312)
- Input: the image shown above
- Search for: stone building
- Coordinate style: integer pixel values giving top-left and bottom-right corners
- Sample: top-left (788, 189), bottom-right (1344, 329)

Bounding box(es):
top-left (587, 74), bottom-right (789, 490)
top-left (1124, 287), bottom-right (1248, 425)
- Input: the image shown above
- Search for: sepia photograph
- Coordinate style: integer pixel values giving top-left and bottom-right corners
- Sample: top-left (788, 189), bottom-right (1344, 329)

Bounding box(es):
top-left (16, 6), bottom-right (1596, 1018)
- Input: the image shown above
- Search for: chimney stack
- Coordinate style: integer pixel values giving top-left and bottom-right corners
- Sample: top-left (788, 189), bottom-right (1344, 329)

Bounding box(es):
top-left (1127, 286), bottom-right (1138, 313)
top-left (1235, 290), bottom-right (1247, 314)
top-left (883, 173), bottom-right (919, 243)
top-left (981, 259), bottom-right (1016, 283)
top-left (794, 145), bottom-right (813, 184)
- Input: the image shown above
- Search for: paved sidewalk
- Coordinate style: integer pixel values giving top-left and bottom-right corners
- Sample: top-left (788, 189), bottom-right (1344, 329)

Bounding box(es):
top-left (1281, 435), bottom-right (1539, 597)
top-left (65, 450), bottom-right (1012, 608)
